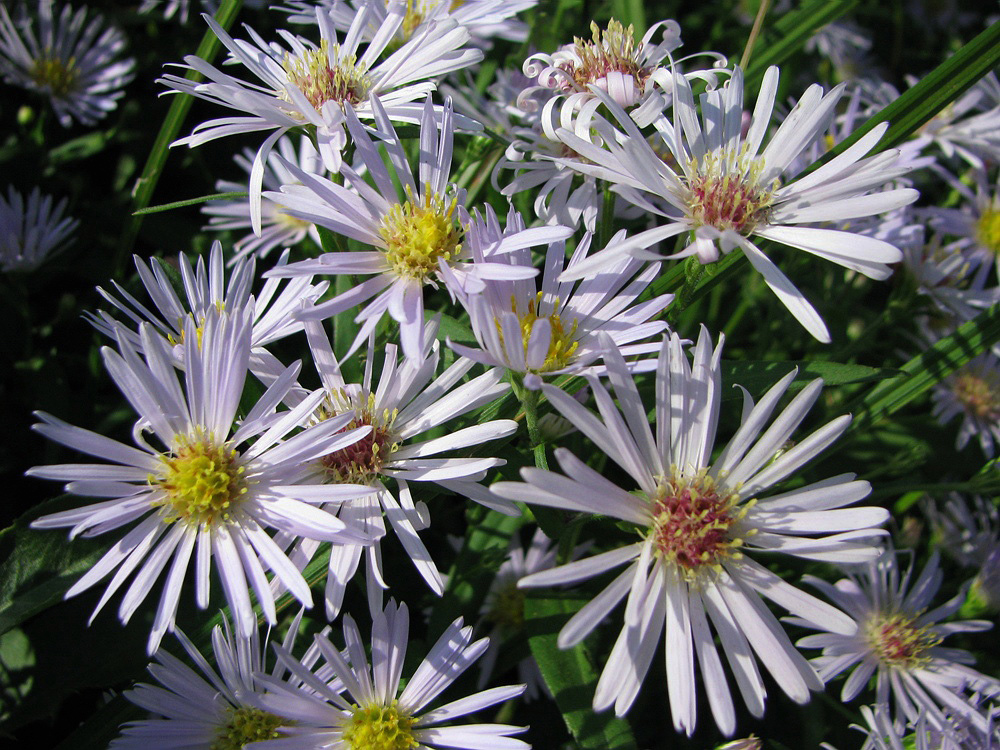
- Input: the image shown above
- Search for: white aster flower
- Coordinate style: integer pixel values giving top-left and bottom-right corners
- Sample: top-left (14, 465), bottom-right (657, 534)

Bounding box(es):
top-left (448, 210), bottom-right (672, 388)
top-left (925, 166), bottom-right (1000, 282)
top-left (267, 96), bottom-right (570, 360)
top-left (923, 493), bottom-right (1000, 570)
top-left (477, 527), bottom-right (558, 700)
top-left (492, 327), bottom-right (890, 735)
top-left (278, 0), bottom-right (536, 47)
top-left (111, 614), bottom-right (301, 750)
top-left (0, 0), bottom-right (134, 127)
top-left (0, 185), bottom-right (78, 272)
top-left (257, 600), bottom-right (529, 750)
top-left (86, 240), bottom-right (327, 377)
top-left (275, 318), bottom-right (519, 617)
top-left (203, 134), bottom-right (323, 264)
top-left (521, 18), bottom-right (683, 120)
top-left (27, 309), bottom-right (376, 653)
top-left (797, 547), bottom-right (1000, 740)
top-left (159, 1), bottom-right (482, 233)
top-left (930, 351), bottom-right (1000, 457)
top-left (554, 65), bottom-right (919, 343)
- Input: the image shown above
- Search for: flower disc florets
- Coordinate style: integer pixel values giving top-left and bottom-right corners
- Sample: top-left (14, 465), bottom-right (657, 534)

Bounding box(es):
top-left (282, 40), bottom-right (371, 112)
top-left (569, 20), bottom-right (648, 94)
top-left (685, 148), bottom-right (778, 235)
top-left (485, 579), bottom-right (525, 629)
top-left (211, 706), bottom-right (284, 750)
top-left (379, 189), bottom-right (463, 280)
top-left (317, 391), bottom-right (399, 484)
top-left (865, 612), bottom-right (941, 669)
top-left (499, 292), bottom-right (580, 373)
top-left (342, 701), bottom-right (417, 750)
top-left (29, 54), bottom-right (79, 97)
top-left (155, 433), bottom-right (247, 526)
top-left (649, 470), bottom-right (748, 580)
top-left (952, 370), bottom-right (1000, 421)
top-left (975, 208), bottom-right (1000, 257)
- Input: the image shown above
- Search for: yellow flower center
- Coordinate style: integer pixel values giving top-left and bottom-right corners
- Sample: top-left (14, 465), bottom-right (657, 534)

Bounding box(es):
top-left (316, 390), bottom-right (399, 484)
top-left (952, 369), bottom-right (1000, 421)
top-left (274, 207), bottom-right (312, 232)
top-left (648, 471), bottom-right (750, 581)
top-left (211, 707), bottom-right (284, 750)
top-left (685, 147), bottom-right (778, 235)
top-left (342, 702), bottom-right (417, 750)
top-left (155, 433), bottom-right (247, 526)
top-left (485, 579), bottom-right (525, 630)
top-left (379, 189), bottom-right (462, 281)
top-left (29, 53), bottom-right (79, 97)
top-left (570, 20), bottom-right (647, 92)
top-left (865, 613), bottom-right (941, 669)
top-left (975, 208), bottom-right (1000, 257)
top-left (497, 292), bottom-right (579, 373)
top-left (282, 40), bottom-right (371, 113)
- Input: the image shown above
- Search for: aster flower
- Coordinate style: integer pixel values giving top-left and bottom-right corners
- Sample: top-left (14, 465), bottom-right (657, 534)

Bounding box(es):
top-left (553, 65), bottom-right (918, 343)
top-left (256, 600), bottom-right (529, 750)
top-left (925, 166), bottom-right (1000, 281)
top-left (521, 18), bottom-right (684, 121)
top-left (492, 328), bottom-right (890, 735)
top-left (28, 309), bottom-right (376, 653)
top-left (111, 614), bottom-right (301, 749)
top-left (203, 134), bottom-right (322, 264)
top-left (923, 493), bottom-right (1000, 570)
top-left (274, 317), bottom-right (519, 617)
top-left (86, 241), bottom-right (327, 377)
top-left (930, 352), bottom-right (1000, 457)
top-left (266, 95), bottom-right (570, 360)
top-left (448, 210), bottom-right (672, 388)
top-left (477, 527), bottom-right (559, 700)
top-left (159, 1), bottom-right (482, 233)
top-left (0, 185), bottom-right (78, 272)
top-left (0, 0), bottom-right (134, 127)
top-left (796, 547), bottom-right (1000, 740)
top-left (278, 0), bottom-right (536, 47)
top-left (805, 19), bottom-right (874, 82)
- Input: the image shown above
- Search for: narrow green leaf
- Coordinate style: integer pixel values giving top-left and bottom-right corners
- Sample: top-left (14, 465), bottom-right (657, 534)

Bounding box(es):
top-left (744, 0), bottom-right (860, 86)
top-left (131, 191), bottom-right (248, 216)
top-left (524, 596), bottom-right (638, 750)
top-left (120, 0), bottom-right (244, 263)
top-left (848, 302), bottom-right (1000, 432)
top-left (722, 360), bottom-right (898, 401)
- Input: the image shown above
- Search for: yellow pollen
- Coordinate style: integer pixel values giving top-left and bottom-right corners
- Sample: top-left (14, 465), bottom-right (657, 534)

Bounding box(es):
top-left (282, 40), bottom-right (371, 112)
top-left (211, 706), bottom-right (284, 750)
top-left (274, 207), bottom-right (312, 232)
top-left (316, 390), bottom-right (399, 484)
top-left (570, 20), bottom-right (647, 91)
top-left (29, 53), bottom-right (79, 97)
top-left (952, 369), bottom-right (1000, 421)
top-left (497, 292), bottom-right (579, 373)
top-left (685, 147), bottom-right (778, 235)
top-left (342, 701), bottom-right (417, 750)
top-left (648, 469), bottom-right (748, 582)
top-left (975, 208), bottom-right (1000, 257)
top-left (154, 433), bottom-right (247, 527)
top-left (379, 188), bottom-right (462, 281)
top-left (865, 612), bottom-right (941, 669)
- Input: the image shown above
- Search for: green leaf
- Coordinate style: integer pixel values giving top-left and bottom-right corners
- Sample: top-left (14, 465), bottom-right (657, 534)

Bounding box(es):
top-left (431, 310), bottom-right (478, 345)
top-left (722, 360), bottom-right (898, 400)
top-left (524, 596), bottom-right (638, 750)
top-left (0, 496), bottom-right (107, 638)
top-left (131, 191), bottom-right (248, 216)
top-left (744, 0), bottom-right (860, 86)
top-left (848, 302), bottom-right (1000, 433)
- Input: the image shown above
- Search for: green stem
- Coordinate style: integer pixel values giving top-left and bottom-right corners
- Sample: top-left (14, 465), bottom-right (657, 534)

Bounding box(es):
top-left (740, 0), bottom-right (771, 70)
top-left (120, 0), bottom-right (243, 268)
top-left (513, 374), bottom-right (549, 471)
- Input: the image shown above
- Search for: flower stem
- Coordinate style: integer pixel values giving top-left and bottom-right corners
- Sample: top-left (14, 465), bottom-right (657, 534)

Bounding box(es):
top-left (513, 374), bottom-right (548, 471)
top-left (740, 0), bottom-right (771, 70)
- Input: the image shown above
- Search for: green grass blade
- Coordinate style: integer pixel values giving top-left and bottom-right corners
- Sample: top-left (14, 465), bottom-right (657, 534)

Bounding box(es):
top-left (848, 302), bottom-right (1000, 433)
top-left (131, 191), bottom-right (248, 216)
top-left (119, 0), bottom-right (244, 264)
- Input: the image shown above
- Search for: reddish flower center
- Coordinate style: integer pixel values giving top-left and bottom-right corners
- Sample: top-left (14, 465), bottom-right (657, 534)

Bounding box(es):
top-left (685, 149), bottom-right (777, 235)
top-left (952, 369), bottom-right (1000, 421)
top-left (316, 391), bottom-right (398, 484)
top-left (866, 613), bottom-right (941, 669)
top-left (649, 472), bottom-right (747, 579)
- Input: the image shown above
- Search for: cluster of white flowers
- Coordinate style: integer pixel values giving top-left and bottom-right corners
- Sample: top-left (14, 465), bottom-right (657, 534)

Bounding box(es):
top-left (12, 1), bottom-right (1000, 749)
